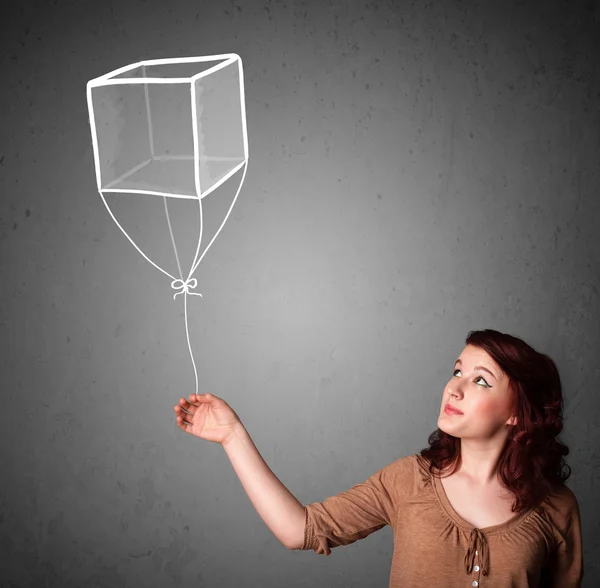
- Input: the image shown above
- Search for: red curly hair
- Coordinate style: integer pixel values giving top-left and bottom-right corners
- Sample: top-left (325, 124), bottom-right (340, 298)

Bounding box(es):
top-left (420, 328), bottom-right (572, 514)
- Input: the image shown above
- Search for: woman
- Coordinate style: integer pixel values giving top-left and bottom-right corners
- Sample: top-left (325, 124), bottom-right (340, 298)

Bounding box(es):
top-left (173, 328), bottom-right (583, 587)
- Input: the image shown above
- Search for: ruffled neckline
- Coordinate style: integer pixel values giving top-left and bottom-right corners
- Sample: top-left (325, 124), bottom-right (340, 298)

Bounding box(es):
top-left (413, 453), bottom-right (539, 577)
top-left (431, 468), bottom-right (536, 535)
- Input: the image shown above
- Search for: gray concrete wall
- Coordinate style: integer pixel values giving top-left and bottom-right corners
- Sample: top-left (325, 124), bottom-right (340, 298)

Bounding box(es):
top-left (1, 0), bottom-right (598, 586)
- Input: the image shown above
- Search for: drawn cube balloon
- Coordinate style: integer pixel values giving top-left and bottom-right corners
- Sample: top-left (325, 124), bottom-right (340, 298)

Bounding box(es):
top-left (87, 54), bottom-right (248, 201)
top-left (86, 55), bottom-right (249, 398)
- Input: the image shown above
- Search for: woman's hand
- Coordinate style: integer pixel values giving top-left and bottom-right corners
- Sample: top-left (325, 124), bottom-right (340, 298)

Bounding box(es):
top-left (174, 393), bottom-right (243, 446)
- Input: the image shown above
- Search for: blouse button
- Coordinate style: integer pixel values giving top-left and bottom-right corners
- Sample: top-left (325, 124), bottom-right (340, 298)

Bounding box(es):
top-left (473, 565), bottom-right (480, 572)
top-left (472, 582), bottom-right (478, 587)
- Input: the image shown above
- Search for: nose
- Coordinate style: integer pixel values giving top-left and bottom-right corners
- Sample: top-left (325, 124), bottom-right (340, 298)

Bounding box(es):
top-left (447, 387), bottom-right (463, 400)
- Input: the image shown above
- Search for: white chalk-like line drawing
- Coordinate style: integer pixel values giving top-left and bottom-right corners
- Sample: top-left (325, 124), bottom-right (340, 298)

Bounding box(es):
top-left (87, 54), bottom-right (249, 395)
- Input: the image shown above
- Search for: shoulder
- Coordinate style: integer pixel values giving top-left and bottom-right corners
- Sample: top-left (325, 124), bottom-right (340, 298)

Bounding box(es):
top-left (538, 483), bottom-right (581, 532)
top-left (542, 484), bottom-right (580, 512)
top-left (376, 453), bottom-right (434, 496)
top-left (379, 453), bottom-right (428, 475)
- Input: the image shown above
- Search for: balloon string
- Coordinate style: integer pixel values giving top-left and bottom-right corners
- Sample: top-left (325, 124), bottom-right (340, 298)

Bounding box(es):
top-left (164, 196), bottom-right (184, 281)
top-left (163, 189), bottom-right (201, 395)
top-left (163, 280), bottom-right (202, 395)
top-left (183, 288), bottom-right (199, 396)
top-left (169, 159), bottom-right (247, 397)
top-left (98, 160), bottom-right (248, 398)
top-left (189, 159), bottom-right (248, 278)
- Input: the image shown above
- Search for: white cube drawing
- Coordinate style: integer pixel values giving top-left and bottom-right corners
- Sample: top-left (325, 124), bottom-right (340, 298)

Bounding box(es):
top-left (87, 54), bottom-right (248, 200)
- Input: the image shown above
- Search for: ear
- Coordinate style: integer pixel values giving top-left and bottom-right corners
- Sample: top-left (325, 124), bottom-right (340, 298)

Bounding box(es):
top-left (506, 415), bottom-right (517, 427)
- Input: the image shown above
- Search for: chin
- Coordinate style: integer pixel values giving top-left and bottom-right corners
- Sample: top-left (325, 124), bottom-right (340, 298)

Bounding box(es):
top-left (437, 420), bottom-right (454, 435)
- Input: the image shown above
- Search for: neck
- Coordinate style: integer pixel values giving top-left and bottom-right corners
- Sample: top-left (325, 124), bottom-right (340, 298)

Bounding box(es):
top-left (453, 441), bottom-right (507, 486)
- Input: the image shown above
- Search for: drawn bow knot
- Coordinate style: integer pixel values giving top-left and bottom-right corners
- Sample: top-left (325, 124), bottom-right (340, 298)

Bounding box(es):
top-left (171, 277), bottom-right (203, 300)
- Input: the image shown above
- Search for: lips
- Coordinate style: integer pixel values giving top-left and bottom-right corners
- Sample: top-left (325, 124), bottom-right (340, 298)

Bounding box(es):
top-left (445, 404), bottom-right (463, 415)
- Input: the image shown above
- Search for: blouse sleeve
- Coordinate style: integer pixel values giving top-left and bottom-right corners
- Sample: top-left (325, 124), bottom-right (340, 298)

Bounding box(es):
top-left (548, 491), bottom-right (584, 587)
top-left (299, 459), bottom-right (404, 556)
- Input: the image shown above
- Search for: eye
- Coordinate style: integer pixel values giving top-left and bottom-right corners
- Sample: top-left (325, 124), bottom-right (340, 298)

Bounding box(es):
top-left (453, 369), bottom-right (490, 387)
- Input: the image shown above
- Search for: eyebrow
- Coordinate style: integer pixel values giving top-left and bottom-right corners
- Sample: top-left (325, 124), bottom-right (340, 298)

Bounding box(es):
top-left (454, 359), bottom-right (497, 380)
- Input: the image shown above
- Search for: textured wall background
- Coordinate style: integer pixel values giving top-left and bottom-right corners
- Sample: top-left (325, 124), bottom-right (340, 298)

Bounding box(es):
top-left (1, 0), bottom-right (599, 586)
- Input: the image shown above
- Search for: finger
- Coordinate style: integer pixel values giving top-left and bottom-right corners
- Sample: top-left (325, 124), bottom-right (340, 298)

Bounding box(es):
top-left (174, 405), bottom-right (194, 423)
top-left (175, 412), bottom-right (193, 432)
top-left (178, 397), bottom-right (198, 415)
top-left (175, 418), bottom-right (191, 434)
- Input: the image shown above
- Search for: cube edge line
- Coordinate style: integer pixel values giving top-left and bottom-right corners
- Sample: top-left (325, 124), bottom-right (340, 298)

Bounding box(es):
top-left (86, 53), bottom-right (247, 196)
top-left (86, 53), bottom-right (242, 88)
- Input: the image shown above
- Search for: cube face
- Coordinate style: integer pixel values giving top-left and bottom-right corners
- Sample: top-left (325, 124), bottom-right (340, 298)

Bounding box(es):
top-left (91, 82), bottom-right (153, 192)
top-left (147, 81), bottom-right (195, 161)
top-left (193, 62), bottom-right (246, 194)
top-left (88, 55), bottom-right (247, 199)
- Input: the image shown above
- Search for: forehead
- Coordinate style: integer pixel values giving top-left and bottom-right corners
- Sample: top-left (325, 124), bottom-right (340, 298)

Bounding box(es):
top-left (456, 345), bottom-right (503, 377)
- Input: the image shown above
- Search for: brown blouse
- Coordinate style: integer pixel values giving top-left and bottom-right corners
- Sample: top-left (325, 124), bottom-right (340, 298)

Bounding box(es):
top-left (299, 453), bottom-right (583, 587)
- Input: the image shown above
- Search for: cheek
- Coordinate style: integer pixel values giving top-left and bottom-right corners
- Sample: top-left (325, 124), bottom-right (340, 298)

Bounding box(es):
top-left (469, 396), bottom-right (504, 420)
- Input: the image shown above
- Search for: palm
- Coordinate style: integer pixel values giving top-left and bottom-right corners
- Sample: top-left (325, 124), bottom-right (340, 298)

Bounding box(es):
top-left (191, 403), bottom-right (232, 441)
top-left (174, 393), bottom-right (240, 444)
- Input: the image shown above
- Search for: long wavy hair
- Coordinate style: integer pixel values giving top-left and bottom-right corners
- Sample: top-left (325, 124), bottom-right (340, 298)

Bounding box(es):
top-left (420, 328), bottom-right (571, 514)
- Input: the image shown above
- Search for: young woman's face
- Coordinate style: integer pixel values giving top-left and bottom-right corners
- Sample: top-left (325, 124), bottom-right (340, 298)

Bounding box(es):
top-left (438, 344), bottom-right (517, 439)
